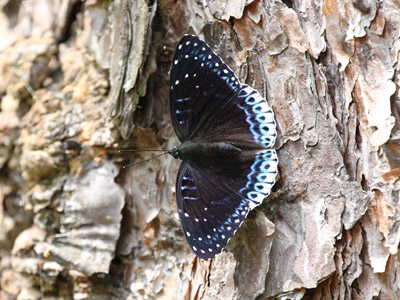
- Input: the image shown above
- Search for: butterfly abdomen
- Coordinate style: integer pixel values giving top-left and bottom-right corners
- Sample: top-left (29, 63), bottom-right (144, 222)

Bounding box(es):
top-left (176, 142), bottom-right (241, 161)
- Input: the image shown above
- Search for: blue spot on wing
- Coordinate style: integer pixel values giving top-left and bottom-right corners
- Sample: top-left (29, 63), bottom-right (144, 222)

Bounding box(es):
top-left (239, 150), bottom-right (278, 209)
top-left (237, 86), bottom-right (277, 148)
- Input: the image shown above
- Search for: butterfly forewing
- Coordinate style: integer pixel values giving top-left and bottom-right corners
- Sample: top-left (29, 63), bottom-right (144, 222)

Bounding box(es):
top-left (170, 35), bottom-right (240, 142)
top-left (170, 35), bottom-right (277, 148)
top-left (176, 150), bottom-right (278, 259)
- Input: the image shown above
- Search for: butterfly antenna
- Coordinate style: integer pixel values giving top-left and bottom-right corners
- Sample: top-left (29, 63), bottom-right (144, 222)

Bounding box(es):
top-left (281, 148), bottom-right (301, 165)
top-left (119, 149), bottom-right (170, 153)
top-left (122, 151), bottom-right (171, 169)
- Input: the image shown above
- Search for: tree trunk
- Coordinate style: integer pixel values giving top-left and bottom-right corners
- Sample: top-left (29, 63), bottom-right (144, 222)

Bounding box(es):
top-left (0, 0), bottom-right (399, 299)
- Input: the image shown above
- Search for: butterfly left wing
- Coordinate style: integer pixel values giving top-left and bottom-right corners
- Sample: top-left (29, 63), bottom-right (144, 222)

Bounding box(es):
top-left (176, 149), bottom-right (278, 259)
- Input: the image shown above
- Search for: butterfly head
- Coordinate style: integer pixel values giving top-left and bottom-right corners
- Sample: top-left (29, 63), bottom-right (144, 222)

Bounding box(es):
top-left (171, 146), bottom-right (180, 159)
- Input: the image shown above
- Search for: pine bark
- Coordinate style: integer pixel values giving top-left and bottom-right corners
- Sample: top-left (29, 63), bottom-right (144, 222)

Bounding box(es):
top-left (0, 0), bottom-right (399, 299)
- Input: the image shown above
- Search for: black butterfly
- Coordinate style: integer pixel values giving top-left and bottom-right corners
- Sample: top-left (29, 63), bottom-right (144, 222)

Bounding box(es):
top-left (169, 35), bottom-right (278, 259)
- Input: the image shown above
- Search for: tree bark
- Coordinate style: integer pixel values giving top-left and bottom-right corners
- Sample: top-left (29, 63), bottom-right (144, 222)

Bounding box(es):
top-left (0, 0), bottom-right (399, 299)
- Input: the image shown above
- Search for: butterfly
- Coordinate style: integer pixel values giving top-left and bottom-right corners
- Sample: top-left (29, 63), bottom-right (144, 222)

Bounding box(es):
top-left (169, 35), bottom-right (278, 259)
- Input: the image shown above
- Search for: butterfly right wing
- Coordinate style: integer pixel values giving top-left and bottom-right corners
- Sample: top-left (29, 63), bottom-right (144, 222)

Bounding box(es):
top-left (176, 149), bottom-right (278, 260)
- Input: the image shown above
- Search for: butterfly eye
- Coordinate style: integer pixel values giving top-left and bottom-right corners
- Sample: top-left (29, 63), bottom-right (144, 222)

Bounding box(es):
top-left (171, 146), bottom-right (180, 159)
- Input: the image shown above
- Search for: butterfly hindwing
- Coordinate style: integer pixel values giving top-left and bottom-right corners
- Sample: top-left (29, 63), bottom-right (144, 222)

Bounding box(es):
top-left (176, 150), bottom-right (278, 259)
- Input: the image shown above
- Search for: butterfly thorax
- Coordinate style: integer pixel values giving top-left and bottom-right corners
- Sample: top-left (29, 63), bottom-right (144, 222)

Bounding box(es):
top-left (171, 142), bottom-right (241, 161)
